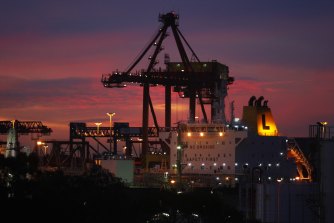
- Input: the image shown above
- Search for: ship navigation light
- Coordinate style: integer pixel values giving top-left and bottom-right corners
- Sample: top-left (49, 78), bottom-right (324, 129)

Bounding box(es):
top-left (277, 177), bottom-right (284, 183)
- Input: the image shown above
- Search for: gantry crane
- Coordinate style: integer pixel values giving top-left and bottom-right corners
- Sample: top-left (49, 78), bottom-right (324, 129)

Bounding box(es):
top-left (0, 120), bottom-right (52, 157)
top-left (101, 12), bottom-right (234, 162)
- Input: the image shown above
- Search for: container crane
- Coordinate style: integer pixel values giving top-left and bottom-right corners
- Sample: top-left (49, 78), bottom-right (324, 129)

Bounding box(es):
top-left (101, 12), bottom-right (234, 164)
top-left (0, 120), bottom-right (52, 157)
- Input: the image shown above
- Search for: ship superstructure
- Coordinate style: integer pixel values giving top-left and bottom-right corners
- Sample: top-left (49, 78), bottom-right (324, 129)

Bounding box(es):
top-left (168, 123), bottom-right (247, 175)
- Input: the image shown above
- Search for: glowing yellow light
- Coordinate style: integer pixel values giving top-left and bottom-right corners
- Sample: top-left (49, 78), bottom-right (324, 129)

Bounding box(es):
top-left (200, 132), bottom-right (204, 137)
top-left (257, 112), bottom-right (278, 136)
top-left (37, 141), bottom-right (44, 146)
top-left (95, 159), bottom-right (101, 166)
top-left (187, 132), bottom-right (192, 137)
top-left (219, 132), bottom-right (223, 136)
top-left (94, 122), bottom-right (102, 133)
top-left (170, 180), bottom-right (176, 184)
top-left (106, 112), bottom-right (116, 117)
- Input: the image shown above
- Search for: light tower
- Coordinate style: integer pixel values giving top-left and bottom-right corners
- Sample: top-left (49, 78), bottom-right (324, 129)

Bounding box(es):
top-left (106, 112), bottom-right (116, 153)
top-left (94, 122), bottom-right (102, 154)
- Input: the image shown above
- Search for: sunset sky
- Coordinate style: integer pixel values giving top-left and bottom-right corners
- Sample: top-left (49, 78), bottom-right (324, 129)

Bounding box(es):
top-left (1, 0), bottom-right (334, 141)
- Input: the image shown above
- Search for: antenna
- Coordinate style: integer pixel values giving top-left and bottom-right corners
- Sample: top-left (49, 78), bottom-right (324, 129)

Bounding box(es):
top-left (230, 100), bottom-right (235, 124)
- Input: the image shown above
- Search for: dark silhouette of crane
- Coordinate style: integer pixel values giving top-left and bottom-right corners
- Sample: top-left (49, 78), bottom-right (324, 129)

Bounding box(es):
top-left (101, 12), bottom-right (234, 164)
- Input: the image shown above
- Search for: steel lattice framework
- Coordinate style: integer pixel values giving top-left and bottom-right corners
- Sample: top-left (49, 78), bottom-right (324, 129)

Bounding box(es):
top-left (0, 120), bottom-right (52, 135)
top-left (101, 12), bottom-right (233, 158)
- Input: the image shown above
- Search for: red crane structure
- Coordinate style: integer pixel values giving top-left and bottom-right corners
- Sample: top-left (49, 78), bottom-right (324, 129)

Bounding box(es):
top-left (101, 12), bottom-right (234, 165)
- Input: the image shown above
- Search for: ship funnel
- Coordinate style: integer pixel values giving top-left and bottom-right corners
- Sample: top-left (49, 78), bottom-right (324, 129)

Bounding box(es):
top-left (242, 96), bottom-right (278, 136)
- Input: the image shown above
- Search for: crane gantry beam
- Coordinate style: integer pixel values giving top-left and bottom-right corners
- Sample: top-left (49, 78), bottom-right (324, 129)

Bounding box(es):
top-left (0, 120), bottom-right (52, 135)
top-left (102, 69), bottom-right (232, 88)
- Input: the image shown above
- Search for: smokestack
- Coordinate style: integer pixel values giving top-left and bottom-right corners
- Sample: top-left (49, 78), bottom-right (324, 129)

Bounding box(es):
top-left (255, 96), bottom-right (264, 107)
top-left (248, 96), bottom-right (256, 106)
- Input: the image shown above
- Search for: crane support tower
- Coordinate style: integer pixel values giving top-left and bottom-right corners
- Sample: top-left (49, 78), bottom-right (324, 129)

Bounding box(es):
top-left (101, 12), bottom-right (234, 165)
